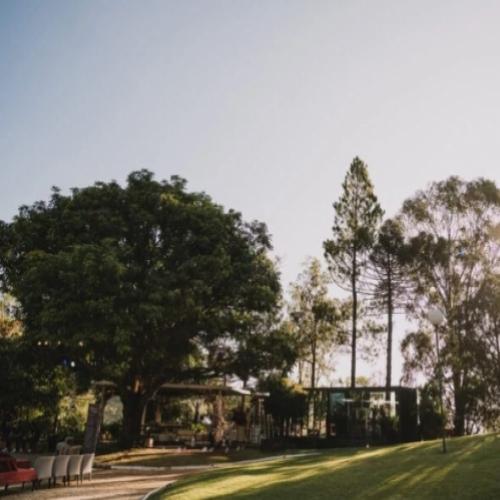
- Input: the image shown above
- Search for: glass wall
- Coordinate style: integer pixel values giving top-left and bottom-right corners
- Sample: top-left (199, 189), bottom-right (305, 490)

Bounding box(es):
top-left (327, 388), bottom-right (417, 445)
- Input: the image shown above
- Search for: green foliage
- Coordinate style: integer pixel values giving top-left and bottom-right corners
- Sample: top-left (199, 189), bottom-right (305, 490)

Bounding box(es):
top-left (401, 176), bottom-right (500, 435)
top-left (324, 157), bottom-right (384, 287)
top-left (367, 218), bottom-right (409, 308)
top-left (470, 274), bottom-right (500, 430)
top-left (57, 392), bottom-right (92, 438)
top-left (0, 334), bottom-right (81, 450)
top-left (289, 258), bottom-right (348, 390)
top-left (260, 375), bottom-right (307, 436)
top-left (323, 157), bottom-right (383, 387)
top-left (225, 318), bottom-right (299, 385)
top-left (0, 294), bottom-right (22, 338)
top-left (0, 170), bottom-right (282, 445)
top-left (366, 218), bottom-right (410, 390)
top-left (418, 383), bottom-right (445, 440)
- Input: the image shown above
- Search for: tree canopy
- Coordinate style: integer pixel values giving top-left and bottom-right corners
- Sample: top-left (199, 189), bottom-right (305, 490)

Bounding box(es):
top-left (366, 218), bottom-right (410, 393)
top-left (289, 258), bottom-right (347, 390)
top-left (400, 176), bottom-right (500, 434)
top-left (323, 157), bottom-right (383, 387)
top-left (0, 170), bottom-right (283, 444)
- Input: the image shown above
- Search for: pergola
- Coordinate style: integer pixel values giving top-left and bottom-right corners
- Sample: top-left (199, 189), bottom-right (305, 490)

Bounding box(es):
top-left (143, 382), bottom-right (268, 446)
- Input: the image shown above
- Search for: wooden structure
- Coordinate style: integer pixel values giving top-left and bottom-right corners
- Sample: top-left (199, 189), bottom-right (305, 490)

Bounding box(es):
top-left (143, 382), bottom-right (268, 447)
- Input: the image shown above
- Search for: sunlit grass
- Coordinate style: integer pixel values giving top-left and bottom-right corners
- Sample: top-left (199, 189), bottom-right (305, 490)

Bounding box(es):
top-left (152, 433), bottom-right (500, 499)
top-left (96, 447), bottom-right (296, 468)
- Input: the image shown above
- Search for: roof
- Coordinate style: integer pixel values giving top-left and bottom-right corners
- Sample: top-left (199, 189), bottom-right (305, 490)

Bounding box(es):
top-left (304, 386), bottom-right (416, 392)
top-left (157, 382), bottom-right (254, 397)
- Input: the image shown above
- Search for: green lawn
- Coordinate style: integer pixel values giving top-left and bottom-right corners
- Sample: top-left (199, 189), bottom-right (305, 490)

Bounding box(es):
top-left (152, 433), bottom-right (500, 499)
top-left (97, 447), bottom-right (297, 468)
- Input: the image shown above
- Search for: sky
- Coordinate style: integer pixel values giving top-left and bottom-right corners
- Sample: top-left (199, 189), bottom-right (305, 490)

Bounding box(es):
top-left (1, 0), bottom-right (500, 385)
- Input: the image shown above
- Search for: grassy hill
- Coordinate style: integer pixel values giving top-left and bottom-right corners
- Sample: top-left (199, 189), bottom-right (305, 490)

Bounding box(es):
top-left (153, 433), bottom-right (500, 499)
top-left (96, 447), bottom-right (295, 468)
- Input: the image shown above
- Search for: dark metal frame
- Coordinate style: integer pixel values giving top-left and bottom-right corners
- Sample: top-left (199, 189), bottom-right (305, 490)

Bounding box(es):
top-left (307, 386), bottom-right (418, 446)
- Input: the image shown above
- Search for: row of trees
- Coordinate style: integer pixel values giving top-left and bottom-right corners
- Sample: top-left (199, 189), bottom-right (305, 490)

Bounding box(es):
top-left (288, 158), bottom-right (500, 435)
top-left (400, 176), bottom-right (500, 434)
top-left (0, 163), bottom-right (498, 446)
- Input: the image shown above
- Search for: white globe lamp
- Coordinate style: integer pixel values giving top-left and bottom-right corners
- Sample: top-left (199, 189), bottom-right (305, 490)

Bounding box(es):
top-left (427, 307), bottom-right (445, 326)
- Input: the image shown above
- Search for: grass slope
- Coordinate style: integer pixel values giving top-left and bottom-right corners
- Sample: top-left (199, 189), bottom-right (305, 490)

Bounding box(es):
top-left (154, 433), bottom-right (500, 499)
top-left (97, 447), bottom-right (297, 468)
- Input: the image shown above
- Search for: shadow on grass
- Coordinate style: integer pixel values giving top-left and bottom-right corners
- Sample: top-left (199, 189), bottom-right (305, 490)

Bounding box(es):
top-left (99, 448), bottom-right (291, 468)
top-left (161, 434), bottom-right (500, 500)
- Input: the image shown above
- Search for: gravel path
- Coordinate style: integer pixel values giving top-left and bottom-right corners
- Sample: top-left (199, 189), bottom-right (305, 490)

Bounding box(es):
top-left (1, 468), bottom-right (201, 500)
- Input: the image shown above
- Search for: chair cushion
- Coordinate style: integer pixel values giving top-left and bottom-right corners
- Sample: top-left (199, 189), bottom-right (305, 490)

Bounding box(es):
top-left (15, 459), bottom-right (32, 469)
top-left (0, 468), bottom-right (37, 486)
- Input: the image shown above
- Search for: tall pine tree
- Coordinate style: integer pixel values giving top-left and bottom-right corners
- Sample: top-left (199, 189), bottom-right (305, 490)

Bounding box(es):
top-left (323, 157), bottom-right (383, 388)
top-left (365, 218), bottom-right (410, 397)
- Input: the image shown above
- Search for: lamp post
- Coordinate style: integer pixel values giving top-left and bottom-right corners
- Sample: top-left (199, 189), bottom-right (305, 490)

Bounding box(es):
top-left (427, 307), bottom-right (447, 454)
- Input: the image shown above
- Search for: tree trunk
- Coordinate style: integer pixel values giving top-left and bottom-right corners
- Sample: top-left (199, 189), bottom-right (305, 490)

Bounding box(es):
top-left (121, 391), bottom-right (146, 448)
top-left (351, 255), bottom-right (357, 388)
top-left (155, 401), bottom-right (162, 425)
top-left (386, 270), bottom-right (393, 400)
top-left (212, 393), bottom-right (226, 446)
top-left (311, 334), bottom-right (317, 428)
top-left (453, 376), bottom-right (466, 436)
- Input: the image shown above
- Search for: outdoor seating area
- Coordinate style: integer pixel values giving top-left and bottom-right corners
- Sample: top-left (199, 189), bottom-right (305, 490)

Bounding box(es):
top-left (144, 383), bottom-right (269, 449)
top-left (0, 452), bottom-right (94, 492)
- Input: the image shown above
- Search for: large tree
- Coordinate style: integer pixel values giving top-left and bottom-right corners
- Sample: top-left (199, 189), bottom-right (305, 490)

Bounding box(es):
top-left (289, 259), bottom-right (346, 390)
top-left (323, 157), bottom-right (383, 387)
top-left (365, 218), bottom-right (410, 396)
top-left (400, 176), bottom-right (500, 435)
top-left (289, 258), bottom-right (347, 426)
top-left (469, 273), bottom-right (500, 429)
top-left (0, 171), bottom-right (281, 446)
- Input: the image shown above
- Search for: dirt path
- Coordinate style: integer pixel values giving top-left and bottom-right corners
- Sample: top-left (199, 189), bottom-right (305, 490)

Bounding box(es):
top-left (1, 468), bottom-right (201, 500)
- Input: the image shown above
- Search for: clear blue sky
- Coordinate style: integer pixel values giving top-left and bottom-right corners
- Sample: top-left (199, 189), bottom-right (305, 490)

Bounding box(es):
top-left (2, 0), bottom-right (500, 383)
